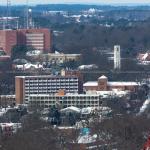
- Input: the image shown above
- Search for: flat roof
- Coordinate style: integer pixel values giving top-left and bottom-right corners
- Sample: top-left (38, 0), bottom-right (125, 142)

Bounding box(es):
top-left (108, 82), bottom-right (139, 86)
top-left (29, 93), bottom-right (100, 97)
top-left (15, 75), bottom-right (78, 79)
top-left (84, 81), bottom-right (139, 87)
top-left (83, 82), bottom-right (98, 87)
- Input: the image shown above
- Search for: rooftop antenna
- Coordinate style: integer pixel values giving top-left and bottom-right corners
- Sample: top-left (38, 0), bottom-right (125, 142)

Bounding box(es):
top-left (26, 0), bottom-right (29, 29)
top-left (28, 8), bottom-right (33, 29)
top-left (6, 0), bottom-right (11, 29)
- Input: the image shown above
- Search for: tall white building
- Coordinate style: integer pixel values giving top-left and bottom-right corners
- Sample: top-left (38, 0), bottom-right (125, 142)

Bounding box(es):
top-left (114, 45), bottom-right (121, 70)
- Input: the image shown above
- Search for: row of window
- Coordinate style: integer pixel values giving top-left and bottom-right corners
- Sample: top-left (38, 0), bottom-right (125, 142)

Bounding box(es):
top-left (25, 83), bottom-right (78, 86)
top-left (29, 100), bottom-right (99, 103)
top-left (25, 90), bottom-right (78, 94)
top-left (25, 79), bottom-right (78, 82)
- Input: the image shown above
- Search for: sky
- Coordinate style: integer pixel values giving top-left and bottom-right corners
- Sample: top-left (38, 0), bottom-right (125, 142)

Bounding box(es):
top-left (2, 0), bottom-right (150, 5)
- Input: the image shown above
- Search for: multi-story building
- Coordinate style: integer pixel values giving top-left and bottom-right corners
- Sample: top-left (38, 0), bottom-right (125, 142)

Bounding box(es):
top-left (17, 29), bottom-right (51, 53)
top-left (15, 74), bottom-right (82, 104)
top-left (0, 28), bottom-right (51, 55)
top-left (28, 93), bottom-right (102, 109)
top-left (84, 75), bottom-right (139, 92)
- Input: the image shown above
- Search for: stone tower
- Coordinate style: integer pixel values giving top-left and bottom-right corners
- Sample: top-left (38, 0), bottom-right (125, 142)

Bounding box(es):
top-left (114, 45), bottom-right (121, 70)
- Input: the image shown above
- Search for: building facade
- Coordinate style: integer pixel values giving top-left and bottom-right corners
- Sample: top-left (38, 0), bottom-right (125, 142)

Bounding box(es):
top-left (0, 28), bottom-right (51, 56)
top-left (29, 53), bottom-right (81, 64)
top-left (0, 30), bottom-right (17, 55)
top-left (84, 75), bottom-right (139, 92)
top-left (28, 94), bottom-right (102, 109)
top-left (15, 75), bottom-right (81, 104)
top-left (0, 95), bottom-right (15, 107)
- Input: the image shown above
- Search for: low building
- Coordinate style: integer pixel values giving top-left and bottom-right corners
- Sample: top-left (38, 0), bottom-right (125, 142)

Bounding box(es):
top-left (137, 52), bottom-right (150, 61)
top-left (137, 52), bottom-right (150, 65)
top-left (0, 95), bottom-right (15, 107)
top-left (0, 123), bottom-right (22, 136)
top-left (27, 52), bottom-right (81, 64)
top-left (0, 50), bottom-right (10, 61)
top-left (84, 75), bottom-right (139, 92)
top-left (28, 93), bottom-right (102, 109)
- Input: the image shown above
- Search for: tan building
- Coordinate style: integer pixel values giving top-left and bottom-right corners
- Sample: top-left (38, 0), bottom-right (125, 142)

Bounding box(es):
top-left (27, 53), bottom-right (81, 64)
top-left (84, 75), bottom-right (139, 92)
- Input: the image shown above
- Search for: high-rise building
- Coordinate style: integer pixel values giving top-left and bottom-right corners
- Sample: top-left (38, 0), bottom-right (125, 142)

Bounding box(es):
top-left (0, 28), bottom-right (51, 56)
top-left (15, 74), bottom-right (81, 104)
top-left (114, 45), bottom-right (121, 70)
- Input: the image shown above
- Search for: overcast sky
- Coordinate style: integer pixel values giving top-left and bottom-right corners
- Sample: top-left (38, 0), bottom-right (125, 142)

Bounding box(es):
top-left (1, 0), bottom-right (150, 5)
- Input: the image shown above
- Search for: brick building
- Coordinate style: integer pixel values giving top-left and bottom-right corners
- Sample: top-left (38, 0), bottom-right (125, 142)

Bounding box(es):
top-left (0, 28), bottom-right (51, 56)
top-left (0, 30), bottom-right (17, 55)
top-left (84, 75), bottom-right (139, 92)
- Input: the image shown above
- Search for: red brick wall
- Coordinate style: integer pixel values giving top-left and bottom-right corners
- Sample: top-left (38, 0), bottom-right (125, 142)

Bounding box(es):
top-left (0, 28), bottom-right (51, 56)
top-left (17, 28), bottom-right (51, 52)
top-left (0, 30), bottom-right (17, 55)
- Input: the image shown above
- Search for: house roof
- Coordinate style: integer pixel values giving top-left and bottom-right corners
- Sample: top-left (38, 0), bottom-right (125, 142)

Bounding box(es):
top-left (60, 106), bottom-right (81, 113)
top-left (84, 81), bottom-right (139, 87)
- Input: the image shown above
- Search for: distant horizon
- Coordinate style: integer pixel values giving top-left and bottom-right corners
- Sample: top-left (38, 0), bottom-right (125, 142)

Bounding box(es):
top-left (1, 0), bottom-right (150, 6)
top-left (6, 3), bottom-right (150, 7)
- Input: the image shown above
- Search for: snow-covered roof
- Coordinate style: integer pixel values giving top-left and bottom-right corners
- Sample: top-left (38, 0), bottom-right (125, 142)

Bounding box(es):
top-left (98, 75), bottom-right (107, 79)
top-left (60, 106), bottom-right (81, 113)
top-left (78, 134), bottom-right (97, 144)
top-left (83, 82), bottom-right (98, 87)
top-left (143, 53), bottom-right (149, 60)
top-left (108, 82), bottom-right (138, 86)
top-left (81, 107), bottom-right (93, 115)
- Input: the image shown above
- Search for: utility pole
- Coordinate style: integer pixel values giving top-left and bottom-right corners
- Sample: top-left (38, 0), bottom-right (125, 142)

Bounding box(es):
top-left (26, 0), bottom-right (29, 29)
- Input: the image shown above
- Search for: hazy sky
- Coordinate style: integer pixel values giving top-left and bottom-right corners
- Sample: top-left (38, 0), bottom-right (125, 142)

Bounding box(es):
top-left (2, 0), bottom-right (150, 5)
